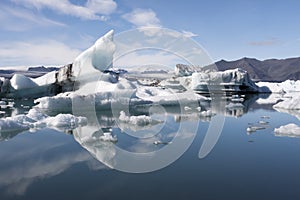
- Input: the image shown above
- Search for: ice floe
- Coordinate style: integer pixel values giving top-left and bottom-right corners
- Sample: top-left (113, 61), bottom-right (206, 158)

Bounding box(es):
top-left (119, 111), bottom-right (152, 126)
top-left (273, 95), bottom-right (300, 110)
top-left (257, 80), bottom-right (300, 93)
top-left (274, 123), bottom-right (300, 138)
top-left (0, 118), bottom-right (29, 133)
top-left (0, 108), bottom-right (87, 133)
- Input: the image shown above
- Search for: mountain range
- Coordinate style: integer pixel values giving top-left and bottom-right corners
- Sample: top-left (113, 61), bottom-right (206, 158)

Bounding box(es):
top-left (209, 57), bottom-right (300, 82)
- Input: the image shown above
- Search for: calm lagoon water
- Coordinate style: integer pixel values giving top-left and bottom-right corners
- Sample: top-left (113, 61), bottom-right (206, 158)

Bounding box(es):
top-left (0, 95), bottom-right (300, 200)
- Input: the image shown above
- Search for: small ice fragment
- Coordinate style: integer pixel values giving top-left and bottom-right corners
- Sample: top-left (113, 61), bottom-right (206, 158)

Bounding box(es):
top-left (199, 110), bottom-right (212, 117)
top-left (184, 106), bottom-right (192, 111)
top-left (99, 132), bottom-right (118, 142)
top-left (247, 126), bottom-right (266, 132)
top-left (153, 140), bottom-right (170, 145)
top-left (119, 111), bottom-right (152, 126)
top-left (231, 97), bottom-right (244, 103)
top-left (261, 116), bottom-right (270, 119)
top-left (258, 121), bottom-right (269, 125)
top-left (247, 127), bottom-right (255, 132)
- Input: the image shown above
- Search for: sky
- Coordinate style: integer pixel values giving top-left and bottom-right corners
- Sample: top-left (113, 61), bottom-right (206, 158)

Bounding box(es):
top-left (0, 0), bottom-right (300, 67)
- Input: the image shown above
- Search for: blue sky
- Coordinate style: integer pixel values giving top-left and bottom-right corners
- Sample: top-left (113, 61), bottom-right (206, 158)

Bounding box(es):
top-left (0, 0), bottom-right (299, 67)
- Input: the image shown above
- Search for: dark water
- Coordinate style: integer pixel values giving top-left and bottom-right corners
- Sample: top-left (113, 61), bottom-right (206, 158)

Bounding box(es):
top-left (0, 95), bottom-right (300, 200)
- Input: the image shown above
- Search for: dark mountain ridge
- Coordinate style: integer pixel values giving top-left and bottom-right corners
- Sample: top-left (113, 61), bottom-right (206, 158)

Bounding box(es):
top-left (211, 57), bottom-right (300, 82)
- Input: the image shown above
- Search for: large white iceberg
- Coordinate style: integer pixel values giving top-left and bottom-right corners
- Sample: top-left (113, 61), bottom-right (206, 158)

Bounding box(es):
top-left (72, 29), bottom-right (115, 90)
top-left (33, 30), bottom-right (206, 111)
top-left (191, 68), bottom-right (259, 92)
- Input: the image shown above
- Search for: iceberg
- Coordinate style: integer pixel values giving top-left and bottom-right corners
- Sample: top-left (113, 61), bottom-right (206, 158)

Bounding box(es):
top-left (31, 30), bottom-right (207, 112)
top-left (175, 64), bottom-right (205, 77)
top-left (10, 74), bottom-right (38, 90)
top-left (191, 68), bottom-right (259, 93)
top-left (257, 80), bottom-right (300, 93)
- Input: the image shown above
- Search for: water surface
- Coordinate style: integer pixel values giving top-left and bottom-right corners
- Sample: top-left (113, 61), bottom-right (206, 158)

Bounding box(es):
top-left (0, 95), bottom-right (300, 200)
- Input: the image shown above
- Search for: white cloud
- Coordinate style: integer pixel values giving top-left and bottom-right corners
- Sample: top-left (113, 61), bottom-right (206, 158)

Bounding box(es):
top-left (0, 40), bottom-right (81, 66)
top-left (86, 0), bottom-right (117, 15)
top-left (0, 5), bottom-right (66, 31)
top-left (11, 0), bottom-right (117, 20)
top-left (182, 30), bottom-right (198, 38)
top-left (122, 8), bottom-right (161, 27)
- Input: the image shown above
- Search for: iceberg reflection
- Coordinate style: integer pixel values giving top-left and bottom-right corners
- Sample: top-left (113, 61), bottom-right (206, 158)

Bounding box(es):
top-left (73, 94), bottom-right (261, 172)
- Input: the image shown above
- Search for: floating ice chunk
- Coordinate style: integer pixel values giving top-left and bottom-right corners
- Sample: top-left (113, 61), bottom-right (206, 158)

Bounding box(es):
top-left (231, 97), bottom-right (244, 103)
top-left (273, 95), bottom-right (300, 110)
top-left (35, 114), bottom-right (87, 128)
top-left (191, 68), bottom-right (259, 92)
top-left (257, 80), bottom-right (300, 93)
top-left (274, 123), bottom-right (300, 137)
top-left (258, 120), bottom-right (269, 125)
top-left (34, 93), bottom-right (72, 111)
top-left (0, 118), bottom-right (28, 132)
top-left (246, 126), bottom-right (266, 132)
top-left (256, 93), bottom-right (284, 105)
top-left (199, 110), bottom-right (212, 117)
top-left (119, 111), bottom-right (152, 126)
top-left (184, 106), bottom-right (192, 111)
top-left (153, 140), bottom-right (171, 145)
top-left (26, 108), bottom-right (48, 121)
top-left (10, 74), bottom-right (37, 90)
top-left (0, 108), bottom-right (87, 133)
top-left (99, 132), bottom-right (117, 142)
top-left (10, 115), bottom-right (35, 126)
top-left (0, 101), bottom-right (6, 106)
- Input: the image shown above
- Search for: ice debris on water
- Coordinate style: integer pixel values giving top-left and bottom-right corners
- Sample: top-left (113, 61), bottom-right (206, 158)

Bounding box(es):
top-left (258, 121), bottom-right (269, 125)
top-left (246, 126), bottom-right (266, 133)
top-left (0, 108), bottom-right (87, 132)
top-left (99, 132), bottom-right (118, 143)
top-left (119, 111), bottom-right (153, 126)
top-left (153, 140), bottom-right (171, 145)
